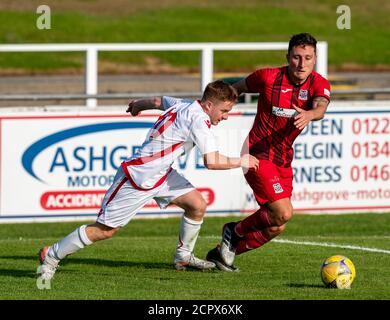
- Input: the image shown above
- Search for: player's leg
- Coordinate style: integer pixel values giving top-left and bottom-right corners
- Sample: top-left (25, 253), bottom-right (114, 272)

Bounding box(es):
top-left (170, 190), bottom-right (207, 262)
top-left (235, 197), bottom-right (293, 235)
top-left (235, 224), bottom-right (286, 255)
top-left (218, 161), bottom-right (293, 266)
top-left (218, 198), bottom-right (293, 267)
top-left (153, 170), bottom-right (215, 271)
top-left (47, 223), bottom-right (120, 261)
top-left (85, 222), bottom-right (121, 242)
top-left (38, 221), bottom-right (121, 280)
top-left (38, 168), bottom-right (151, 280)
top-left (231, 198), bottom-right (292, 256)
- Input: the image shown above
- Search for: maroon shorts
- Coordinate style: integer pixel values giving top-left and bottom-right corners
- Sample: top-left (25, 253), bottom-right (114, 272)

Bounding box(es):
top-left (244, 160), bottom-right (293, 205)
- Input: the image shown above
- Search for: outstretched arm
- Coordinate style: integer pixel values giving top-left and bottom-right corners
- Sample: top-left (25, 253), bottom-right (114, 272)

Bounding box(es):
top-left (126, 97), bottom-right (164, 116)
top-left (203, 152), bottom-right (259, 172)
top-left (293, 97), bottom-right (330, 130)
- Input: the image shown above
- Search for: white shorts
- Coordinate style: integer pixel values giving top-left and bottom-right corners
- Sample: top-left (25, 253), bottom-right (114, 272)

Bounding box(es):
top-left (97, 167), bottom-right (194, 228)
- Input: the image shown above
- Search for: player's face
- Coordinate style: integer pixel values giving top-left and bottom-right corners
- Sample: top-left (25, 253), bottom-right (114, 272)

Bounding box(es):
top-left (287, 45), bottom-right (316, 84)
top-left (207, 100), bottom-right (234, 125)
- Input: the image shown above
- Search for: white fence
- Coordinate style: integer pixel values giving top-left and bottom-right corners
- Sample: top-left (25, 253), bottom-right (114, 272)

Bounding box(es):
top-left (0, 42), bottom-right (328, 107)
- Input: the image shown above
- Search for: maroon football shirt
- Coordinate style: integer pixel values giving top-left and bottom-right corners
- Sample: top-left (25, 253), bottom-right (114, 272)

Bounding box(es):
top-left (244, 66), bottom-right (331, 168)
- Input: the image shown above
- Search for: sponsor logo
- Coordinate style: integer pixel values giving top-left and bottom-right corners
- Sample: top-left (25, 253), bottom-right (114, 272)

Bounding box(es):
top-left (39, 187), bottom-right (216, 211)
top-left (272, 106), bottom-right (298, 118)
top-left (40, 190), bottom-right (106, 210)
top-left (18, 120), bottom-right (219, 212)
top-left (21, 121), bottom-right (153, 183)
top-left (299, 90), bottom-right (308, 100)
top-left (273, 183), bottom-right (284, 194)
top-left (281, 88), bottom-right (292, 93)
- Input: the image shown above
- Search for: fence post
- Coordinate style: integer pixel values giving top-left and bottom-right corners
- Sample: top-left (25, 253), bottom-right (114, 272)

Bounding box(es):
top-left (200, 46), bottom-right (213, 91)
top-left (85, 47), bottom-right (98, 107)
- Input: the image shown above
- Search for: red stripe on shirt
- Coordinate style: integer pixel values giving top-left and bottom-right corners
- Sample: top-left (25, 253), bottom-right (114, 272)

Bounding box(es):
top-left (150, 111), bottom-right (177, 139)
top-left (124, 142), bottom-right (183, 166)
top-left (120, 141), bottom-right (183, 191)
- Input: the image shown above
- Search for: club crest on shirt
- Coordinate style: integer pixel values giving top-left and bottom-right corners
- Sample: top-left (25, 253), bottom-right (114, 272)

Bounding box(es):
top-left (273, 183), bottom-right (284, 194)
top-left (298, 89), bottom-right (308, 100)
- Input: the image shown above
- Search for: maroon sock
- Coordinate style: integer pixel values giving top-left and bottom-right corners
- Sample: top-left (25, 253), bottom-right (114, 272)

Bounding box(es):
top-left (235, 230), bottom-right (271, 255)
top-left (235, 207), bottom-right (271, 236)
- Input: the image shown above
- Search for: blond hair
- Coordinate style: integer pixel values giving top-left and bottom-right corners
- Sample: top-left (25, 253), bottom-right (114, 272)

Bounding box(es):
top-left (201, 80), bottom-right (238, 103)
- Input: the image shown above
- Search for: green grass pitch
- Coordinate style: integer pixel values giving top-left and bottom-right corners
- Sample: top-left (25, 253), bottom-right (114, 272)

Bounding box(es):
top-left (0, 213), bottom-right (389, 300)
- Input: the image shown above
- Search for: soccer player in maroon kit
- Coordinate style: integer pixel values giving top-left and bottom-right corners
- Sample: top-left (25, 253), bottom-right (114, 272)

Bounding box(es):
top-left (207, 33), bottom-right (331, 271)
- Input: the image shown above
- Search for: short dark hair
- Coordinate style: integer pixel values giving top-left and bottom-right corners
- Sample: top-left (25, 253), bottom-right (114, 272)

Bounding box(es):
top-left (288, 33), bottom-right (317, 54)
top-left (201, 80), bottom-right (238, 103)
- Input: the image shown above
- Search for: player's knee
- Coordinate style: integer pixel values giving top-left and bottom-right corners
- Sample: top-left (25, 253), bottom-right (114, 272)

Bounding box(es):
top-left (97, 226), bottom-right (120, 240)
top-left (105, 227), bottom-right (120, 239)
top-left (192, 198), bottom-right (207, 217)
top-left (186, 197), bottom-right (207, 220)
top-left (280, 209), bottom-right (293, 225)
top-left (198, 198), bottom-right (207, 214)
top-left (274, 208), bottom-right (293, 226)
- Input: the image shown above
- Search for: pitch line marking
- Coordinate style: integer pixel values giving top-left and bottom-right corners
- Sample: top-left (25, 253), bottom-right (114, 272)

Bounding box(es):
top-left (272, 239), bottom-right (390, 255)
top-left (1, 235), bottom-right (390, 254)
top-left (205, 236), bottom-right (390, 254)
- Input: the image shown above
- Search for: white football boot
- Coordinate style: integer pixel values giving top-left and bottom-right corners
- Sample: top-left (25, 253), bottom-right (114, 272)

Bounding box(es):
top-left (219, 222), bottom-right (241, 266)
top-left (37, 246), bottom-right (59, 281)
top-left (174, 253), bottom-right (216, 271)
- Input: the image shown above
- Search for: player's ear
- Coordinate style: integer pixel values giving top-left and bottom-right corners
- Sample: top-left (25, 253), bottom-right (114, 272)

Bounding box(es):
top-left (204, 100), bottom-right (212, 111)
top-left (286, 53), bottom-right (290, 63)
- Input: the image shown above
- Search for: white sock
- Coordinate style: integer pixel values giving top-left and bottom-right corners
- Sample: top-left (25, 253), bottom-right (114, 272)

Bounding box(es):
top-left (48, 225), bottom-right (93, 261)
top-left (175, 216), bottom-right (203, 259)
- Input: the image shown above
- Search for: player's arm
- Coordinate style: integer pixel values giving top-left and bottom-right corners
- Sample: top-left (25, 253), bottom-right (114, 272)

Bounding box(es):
top-left (232, 79), bottom-right (249, 96)
top-left (203, 152), bottom-right (259, 171)
top-left (311, 96), bottom-right (330, 120)
top-left (233, 69), bottom-right (268, 96)
top-left (126, 97), bottom-right (163, 116)
top-left (293, 96), bottom-right (330, 130)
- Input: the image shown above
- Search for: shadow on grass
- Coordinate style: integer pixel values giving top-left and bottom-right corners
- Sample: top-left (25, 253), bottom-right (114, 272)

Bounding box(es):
top-left (0, 255), bottom-right (173, 271)
top-left (0, 268), bottom-right (37, 279)
top-left (62, 257), bottom-right (172, 270)
top-left (286, 283), bottom-right (325, 289)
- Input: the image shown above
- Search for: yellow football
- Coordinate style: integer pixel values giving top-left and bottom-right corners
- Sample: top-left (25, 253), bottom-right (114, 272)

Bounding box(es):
top-left (320, 255), bottom-right (356, 289)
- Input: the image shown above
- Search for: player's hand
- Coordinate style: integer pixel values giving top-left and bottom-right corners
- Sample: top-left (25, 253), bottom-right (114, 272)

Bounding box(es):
top-left (126, 100), bottom-right (141, 116)
top-left (293, 104), bottom-right (314, 130)
top-left (240, 154), bottom-right (259, 173)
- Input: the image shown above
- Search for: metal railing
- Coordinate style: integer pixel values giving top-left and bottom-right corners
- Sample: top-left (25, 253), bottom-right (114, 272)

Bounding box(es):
top-left (0, 42), bottom-right (328, 107)
top-left (0, 92), bottom-right (201, 101)
top-left (1, 89), bottom-right (389, 104)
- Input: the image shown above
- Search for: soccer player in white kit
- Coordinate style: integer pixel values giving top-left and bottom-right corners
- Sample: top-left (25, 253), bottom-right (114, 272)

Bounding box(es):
top-left (37, 80), bottom-right (259, 280)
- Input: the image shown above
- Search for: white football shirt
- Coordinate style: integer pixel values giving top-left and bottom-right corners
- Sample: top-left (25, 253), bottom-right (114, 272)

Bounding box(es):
top-left (121, 97), bottom-right (218, 190)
